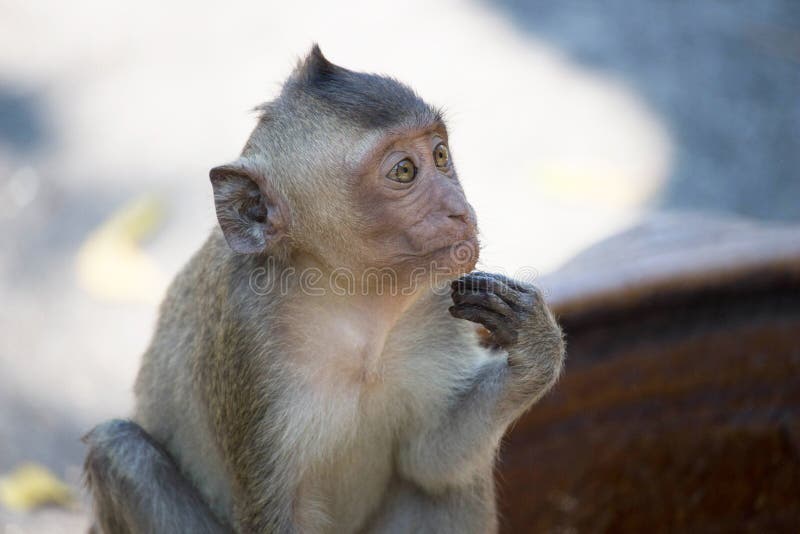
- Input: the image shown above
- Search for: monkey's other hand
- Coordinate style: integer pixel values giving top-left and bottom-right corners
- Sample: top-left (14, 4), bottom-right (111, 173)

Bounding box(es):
top-left (449, 271), bottom-right (564, 367)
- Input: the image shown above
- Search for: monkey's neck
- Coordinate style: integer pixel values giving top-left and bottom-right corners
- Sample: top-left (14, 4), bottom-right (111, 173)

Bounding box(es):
top-left (285, 259), bottom-right (424, 388)
top-left (290, 253), bottom-right (422, 304)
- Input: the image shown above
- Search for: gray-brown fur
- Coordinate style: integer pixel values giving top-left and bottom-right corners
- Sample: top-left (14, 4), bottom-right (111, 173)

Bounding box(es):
top-left (284, 44), bottom-right (440, 131)
top-left (82, 419), bottom-right (232, 533)
top-left (83, 45), bottom-right (565, 533)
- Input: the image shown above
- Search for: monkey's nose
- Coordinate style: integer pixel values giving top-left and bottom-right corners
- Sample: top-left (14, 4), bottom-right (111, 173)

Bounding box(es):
top-left (448, 206), bottom-right (477, 228)
top-left (447, 211), bottom-right (478, 238)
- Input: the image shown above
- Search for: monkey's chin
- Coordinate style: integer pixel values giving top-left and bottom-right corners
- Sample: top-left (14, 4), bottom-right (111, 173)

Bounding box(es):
top-left (427, 235), bottom-right (480, 282)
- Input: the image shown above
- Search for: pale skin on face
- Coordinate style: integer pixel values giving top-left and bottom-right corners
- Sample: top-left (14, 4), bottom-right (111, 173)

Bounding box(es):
top-left (347, 124), bottom-right (479, 273)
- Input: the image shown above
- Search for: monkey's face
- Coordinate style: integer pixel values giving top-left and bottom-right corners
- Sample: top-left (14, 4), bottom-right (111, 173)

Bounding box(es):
top-left (211, 47), bottom-right (479, 291)
top-left (350, 124), bottom-right (479, 284)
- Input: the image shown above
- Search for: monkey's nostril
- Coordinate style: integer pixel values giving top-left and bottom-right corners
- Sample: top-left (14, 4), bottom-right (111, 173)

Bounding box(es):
top-left (449, 213), bottom-right (475, 230)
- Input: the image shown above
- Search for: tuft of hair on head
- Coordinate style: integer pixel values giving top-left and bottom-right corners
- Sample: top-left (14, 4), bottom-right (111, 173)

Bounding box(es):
top-left (293, 43), bottom-right (340, 86)
top-left (282, 43), bottom-right (442, 131)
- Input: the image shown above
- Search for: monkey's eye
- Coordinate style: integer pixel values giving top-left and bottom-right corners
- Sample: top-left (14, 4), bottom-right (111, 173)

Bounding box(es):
top-left (433, 142), bottom-right (450, 169)
top-left (386, 158), bottom-right (417, 183)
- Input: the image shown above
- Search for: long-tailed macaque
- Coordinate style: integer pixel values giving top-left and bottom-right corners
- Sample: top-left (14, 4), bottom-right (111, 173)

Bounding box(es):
top-left (83, 45), bottom-right (565, 534)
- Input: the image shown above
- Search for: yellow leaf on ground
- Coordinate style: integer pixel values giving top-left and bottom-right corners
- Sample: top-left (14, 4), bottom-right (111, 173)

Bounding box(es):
top-left (75, 194), bottom-right (166, 302)
top-left (0, 463), bottom-right (75, 512)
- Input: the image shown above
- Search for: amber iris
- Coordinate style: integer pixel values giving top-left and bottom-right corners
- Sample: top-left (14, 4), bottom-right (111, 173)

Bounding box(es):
top-left (433, 142), bottom-right (450, 169)
top-left (387, 158), bottom-right (417, 183)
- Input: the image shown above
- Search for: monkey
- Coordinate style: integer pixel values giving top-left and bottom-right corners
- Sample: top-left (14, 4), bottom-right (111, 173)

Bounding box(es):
top-left (82, 45), bottom-right (565, 534)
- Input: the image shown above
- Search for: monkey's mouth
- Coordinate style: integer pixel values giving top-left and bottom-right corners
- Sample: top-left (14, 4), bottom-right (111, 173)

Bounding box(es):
top-left (427, 234), bottom-right (480, 267)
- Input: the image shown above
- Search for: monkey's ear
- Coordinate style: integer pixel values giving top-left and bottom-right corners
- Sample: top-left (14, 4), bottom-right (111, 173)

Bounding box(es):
top-left (210, 159), bottom-right (289, 255)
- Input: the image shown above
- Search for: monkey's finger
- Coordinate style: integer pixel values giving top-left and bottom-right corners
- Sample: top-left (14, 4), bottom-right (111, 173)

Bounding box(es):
top-left (467, 271), bottom-right (536, 294)
top-left (482, 271), bottom-right (535, 294)
top-left (452, 274), bottom-right (523, 308)
top-left (450, 290), bottom-right (514, 318)
top-left (453, 272), bottom-right (514, 294)
top-left (448, 305), bottom-right (516, 346)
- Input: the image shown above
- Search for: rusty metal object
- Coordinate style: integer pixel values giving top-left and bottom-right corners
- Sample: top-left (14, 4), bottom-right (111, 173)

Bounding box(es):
top-left (498, 214), bottom-right (800, 533)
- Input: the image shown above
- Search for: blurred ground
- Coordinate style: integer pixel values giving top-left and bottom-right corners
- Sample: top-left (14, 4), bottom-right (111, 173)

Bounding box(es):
top-left (0, 0), bottom-right (797, 531)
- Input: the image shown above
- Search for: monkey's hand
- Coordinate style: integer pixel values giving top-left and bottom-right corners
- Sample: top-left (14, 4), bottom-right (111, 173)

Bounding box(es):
top-left (395, 272), bottom-right (564, 492)
top-left (450, 271), bottom-right (565, 404)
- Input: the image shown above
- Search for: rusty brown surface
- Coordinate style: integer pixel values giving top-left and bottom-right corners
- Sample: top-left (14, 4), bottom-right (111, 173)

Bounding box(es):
top-left (498, 216), bottom-right (800, 533)
top-left (542, 214), bottom-right (800, 320)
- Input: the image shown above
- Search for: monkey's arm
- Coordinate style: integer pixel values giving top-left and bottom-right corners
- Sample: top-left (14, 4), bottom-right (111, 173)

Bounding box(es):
top-left (83, 419), bottom-right (232, 534)
top-left (397, 272), bottom-right (565, 493)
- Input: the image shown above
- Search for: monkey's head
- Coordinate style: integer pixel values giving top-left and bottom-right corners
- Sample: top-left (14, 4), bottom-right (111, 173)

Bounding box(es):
top-left (211, 45), bottom-right (479, 287)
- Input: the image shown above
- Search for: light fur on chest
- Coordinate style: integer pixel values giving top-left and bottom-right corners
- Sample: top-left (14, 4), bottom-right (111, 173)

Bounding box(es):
top-left (279, 296), bottom-right (489, 532)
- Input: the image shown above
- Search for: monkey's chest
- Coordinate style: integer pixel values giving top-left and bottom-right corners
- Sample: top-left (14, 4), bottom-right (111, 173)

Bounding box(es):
top-left (294, 423), bottom-right (394, 533)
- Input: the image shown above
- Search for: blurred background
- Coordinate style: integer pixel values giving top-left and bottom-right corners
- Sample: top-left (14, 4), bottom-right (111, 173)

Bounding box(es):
top-left (0, 0), bottom-right (798, 531)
